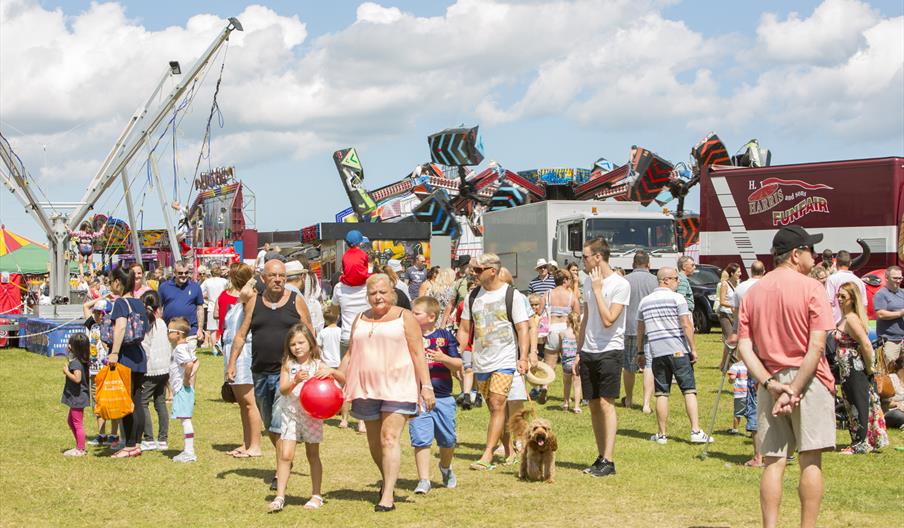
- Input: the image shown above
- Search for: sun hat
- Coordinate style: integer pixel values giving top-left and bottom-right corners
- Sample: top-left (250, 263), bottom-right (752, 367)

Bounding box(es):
top-left (548, 260), bottom-right (559, 268)
top-left (535, 258), bottom-right (548, 269)
top-left (284, 260), bottom-right (307, 278)
top-left (525, 361), bottom-right (556, 386)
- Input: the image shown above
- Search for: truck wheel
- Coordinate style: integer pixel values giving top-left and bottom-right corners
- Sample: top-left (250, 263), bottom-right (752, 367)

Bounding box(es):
top-left (693, 308), bottom-right (711, 334)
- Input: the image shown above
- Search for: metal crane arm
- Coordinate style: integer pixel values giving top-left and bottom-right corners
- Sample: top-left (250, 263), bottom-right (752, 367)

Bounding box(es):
top-left (68, 17), bottom-right (243, 231)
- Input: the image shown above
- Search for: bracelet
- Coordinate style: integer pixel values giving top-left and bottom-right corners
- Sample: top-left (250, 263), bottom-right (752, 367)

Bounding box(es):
top-left (421, 385), bottom-right (434, 391)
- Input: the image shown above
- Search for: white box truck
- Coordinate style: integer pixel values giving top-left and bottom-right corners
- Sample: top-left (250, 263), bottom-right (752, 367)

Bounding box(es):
top-left (482, 200), bottom-right (679, 291)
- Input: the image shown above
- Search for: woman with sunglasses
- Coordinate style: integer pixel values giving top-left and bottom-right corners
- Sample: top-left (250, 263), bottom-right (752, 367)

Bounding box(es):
top-left (833, 283), bottom-right (888, 454)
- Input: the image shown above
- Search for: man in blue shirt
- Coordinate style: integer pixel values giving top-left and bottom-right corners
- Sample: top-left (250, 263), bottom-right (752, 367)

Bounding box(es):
top-left (158, 260), bottom-right (205, 345)
top-left (874, 265), bottom-right (904, 366)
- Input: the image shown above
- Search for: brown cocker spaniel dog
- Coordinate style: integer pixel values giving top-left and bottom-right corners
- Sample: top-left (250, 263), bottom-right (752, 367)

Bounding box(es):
top-left (509, 408), bottom-right (557, 483)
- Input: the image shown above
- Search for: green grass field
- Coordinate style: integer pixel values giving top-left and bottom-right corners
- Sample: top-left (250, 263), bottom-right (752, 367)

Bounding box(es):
top-left (1, 335), bottom-right (901, 527)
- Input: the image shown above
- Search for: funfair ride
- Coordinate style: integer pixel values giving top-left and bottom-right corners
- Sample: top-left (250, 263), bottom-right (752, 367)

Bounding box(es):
top-left (0, 17), bottom-right (243, 299)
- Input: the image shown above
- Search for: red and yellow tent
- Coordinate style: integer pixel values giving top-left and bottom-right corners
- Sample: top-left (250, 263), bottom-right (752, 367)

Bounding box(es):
top-left (0, 224), bottom-right (46, 255)
top-left (0, 225), bottom-right (51, 274)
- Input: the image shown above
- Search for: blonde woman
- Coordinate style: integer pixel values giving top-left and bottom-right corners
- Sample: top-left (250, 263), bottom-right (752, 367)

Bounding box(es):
top-left (423, 267), bottom-right (456, 328)
top-left (716, 263), bottom-right (741, 369)
top-left (834, 282), bottom-right (888, 453)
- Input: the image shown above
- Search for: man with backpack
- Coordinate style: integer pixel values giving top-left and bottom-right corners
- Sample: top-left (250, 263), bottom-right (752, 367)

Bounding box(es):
top-left (457, 253), bottom-right (532, 471)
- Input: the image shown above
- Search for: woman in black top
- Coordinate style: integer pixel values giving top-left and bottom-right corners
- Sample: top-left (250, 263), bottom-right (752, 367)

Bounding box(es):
top-left (105, 266), bottom-right (150, 458)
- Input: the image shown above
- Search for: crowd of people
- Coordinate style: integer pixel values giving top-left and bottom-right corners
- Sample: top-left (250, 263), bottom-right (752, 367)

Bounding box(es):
top-left (55, 227), bottom-right (902, 525)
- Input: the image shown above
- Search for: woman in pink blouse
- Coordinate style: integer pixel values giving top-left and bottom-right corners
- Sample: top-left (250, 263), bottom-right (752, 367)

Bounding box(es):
top-left (340, 273), bottom-right (434, 512)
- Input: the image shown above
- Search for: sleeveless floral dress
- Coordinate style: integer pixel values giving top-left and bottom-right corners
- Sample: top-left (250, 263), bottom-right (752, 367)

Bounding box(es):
top-left (833, 328), bottom-right (888, 451)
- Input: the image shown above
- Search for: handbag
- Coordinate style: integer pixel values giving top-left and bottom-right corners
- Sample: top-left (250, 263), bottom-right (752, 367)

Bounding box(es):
top-left (221, 381), bottom-right (236, 403)
top-left (94, 363), bottom-right (133, 420)
top-left (99, 298), bottom-right (147, 345)
top-left (873, 345), bottom-right (896, 399)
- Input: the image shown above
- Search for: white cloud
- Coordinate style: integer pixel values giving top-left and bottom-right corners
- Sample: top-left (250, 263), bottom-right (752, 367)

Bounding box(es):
top-left (704, 12), bottom-right (904, 142)
top-left (0, 0), bottom-right (901, 203)
top-left (753, 0), bottom-right (880, 65)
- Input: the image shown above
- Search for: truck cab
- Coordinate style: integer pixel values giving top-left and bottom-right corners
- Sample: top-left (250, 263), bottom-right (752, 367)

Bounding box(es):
top-left (554, 210), bottom-right (680, 271)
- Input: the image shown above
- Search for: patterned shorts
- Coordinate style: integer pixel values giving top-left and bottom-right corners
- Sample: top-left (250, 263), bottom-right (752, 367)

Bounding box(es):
top-left (476, 369), bottom-right (514, 399)
top-left (280, 407), bottom-right (323, 444)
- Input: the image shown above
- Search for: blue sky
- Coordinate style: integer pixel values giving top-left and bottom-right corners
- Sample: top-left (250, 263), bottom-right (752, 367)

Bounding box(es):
top-left (2, 0), bottom-right (902, 242)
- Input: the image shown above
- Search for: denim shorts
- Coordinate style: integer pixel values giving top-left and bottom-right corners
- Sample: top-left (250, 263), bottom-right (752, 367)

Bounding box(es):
top-left (745, 377), bottom-right (758, 432)
top-left (652, 353), bottom-right (697, 396)
top-left (409, 396), bottom-right (457, 448)
top-left (350, 398), bottom-right (417, 421)
top-left (253, 372), bottom-right (282, 433)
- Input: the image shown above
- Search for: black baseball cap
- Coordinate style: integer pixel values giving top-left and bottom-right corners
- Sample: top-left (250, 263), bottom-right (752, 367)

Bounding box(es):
top-left (772, 225), bottom-right (823, 255)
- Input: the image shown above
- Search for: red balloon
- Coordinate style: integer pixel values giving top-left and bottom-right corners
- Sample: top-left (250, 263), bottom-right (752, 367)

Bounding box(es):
top-left (299, 377), bottom-right (344, 419)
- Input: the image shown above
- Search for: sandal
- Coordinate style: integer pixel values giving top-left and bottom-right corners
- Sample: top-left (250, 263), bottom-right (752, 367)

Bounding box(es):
top-left (233, 451), bottom-right (262, 459)
top-left (227, 448), bottom-right (245, 456)
top-left (111, 447), bottom-right (141, 458)
top-left (571, 407), bottom-right (583, 414)
top-left (743, 459), bottom-right (764, 468)
top-left (303, 495), bottom-right (324, 510)
top-left (268, 496), bottom-right (285, 513)
top-left (469, 460), bottom-right (496, 471)
top-left (503, 453), bottom-right (519, 466)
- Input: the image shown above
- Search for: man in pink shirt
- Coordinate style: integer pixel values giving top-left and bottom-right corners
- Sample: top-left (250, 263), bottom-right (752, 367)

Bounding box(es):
top-left (737, 225), bottom-right (836, 528)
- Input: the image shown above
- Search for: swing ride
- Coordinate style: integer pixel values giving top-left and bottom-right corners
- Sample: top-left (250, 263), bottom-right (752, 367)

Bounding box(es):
top-left (0, 17), bottom-right (244, 300)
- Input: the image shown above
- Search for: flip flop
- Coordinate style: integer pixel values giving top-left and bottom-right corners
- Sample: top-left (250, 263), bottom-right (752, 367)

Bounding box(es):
top-left (469, 460), bottom-right (496, 471)
top-left (233, 451), bottom-right (262, 458)
top-left (227, 448), bottom-right (245, 456)
top-left (743, 459), bottom-right (764, 468)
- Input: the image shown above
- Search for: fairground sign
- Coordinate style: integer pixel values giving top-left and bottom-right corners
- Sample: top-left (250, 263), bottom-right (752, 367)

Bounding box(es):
top-left (195, 166), bottom-right (235, 191)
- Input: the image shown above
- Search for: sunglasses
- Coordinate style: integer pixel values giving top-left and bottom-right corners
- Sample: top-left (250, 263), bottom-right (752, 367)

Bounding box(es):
top-left (472, 266), bottom-right (491, 274)
top-left (175, 272), bottom-right (191, 276)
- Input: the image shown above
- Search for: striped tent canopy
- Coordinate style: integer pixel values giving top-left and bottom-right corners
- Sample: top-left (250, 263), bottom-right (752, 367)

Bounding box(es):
top-left (0, 224), bottom-right (46, 255)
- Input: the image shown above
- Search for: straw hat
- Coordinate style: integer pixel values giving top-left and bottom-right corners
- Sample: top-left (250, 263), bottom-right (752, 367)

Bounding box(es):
top-left (525, 361), bottom-right (556, 386)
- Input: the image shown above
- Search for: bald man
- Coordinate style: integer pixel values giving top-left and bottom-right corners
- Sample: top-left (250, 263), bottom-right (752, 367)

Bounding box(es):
top-left (636, 267), bottom-right (710, 444)
top-left (226, 259), bottom-right (314, 489)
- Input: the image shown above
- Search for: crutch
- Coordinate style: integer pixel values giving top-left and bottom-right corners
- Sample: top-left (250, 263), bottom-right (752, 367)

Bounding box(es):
top-left (697, 344), bottom-right (735, 460)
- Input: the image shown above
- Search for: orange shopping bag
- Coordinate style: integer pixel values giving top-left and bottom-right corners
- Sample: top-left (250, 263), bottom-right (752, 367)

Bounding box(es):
top-left (94, 363), bottom-right (134, 420)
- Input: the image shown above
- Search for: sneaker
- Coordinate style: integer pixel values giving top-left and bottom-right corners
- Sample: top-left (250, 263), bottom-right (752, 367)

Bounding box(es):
top-left (690, 430), bottom-right (715, 444)
top-left (727, 428), bottom-right (739, 435)
top-left (440, 466), bottom-right (457, 489)
top-left (140, 440), bottom-right (157, 451)
top-left (583, 456), bottom-right (605, 474)
top-left (103, 435), bottom-right (120, 446)
top-left (173, 451), bottom-right (197, 463)
top-left (110, 440), bottom-right (125, 451)
top-left (156, 441), bottom-right (168, 451)
top-left (88, 435), bottom-right (106, 446)
top-left (587, 459), bottom-right (616, 477)
top-left (63, 448), bottom-right (87, 457)
top-left (460, 393), bottom-right (472, 411)
top-left (413, 479), bottom-right (431, 494)
top-left (473, 393), bottom-right (484, 408)
top-left (649, 433), bottom-right (668, 445)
